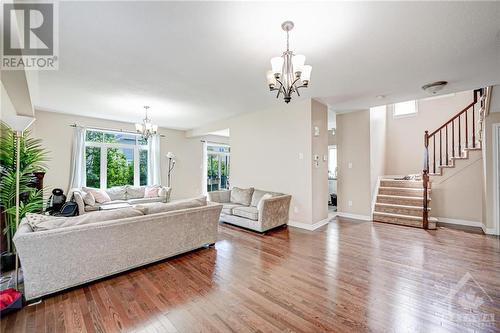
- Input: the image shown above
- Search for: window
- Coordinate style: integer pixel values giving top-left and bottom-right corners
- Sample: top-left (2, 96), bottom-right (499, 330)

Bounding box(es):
top-left (84, 129), bottom-right (148, 189)
top-left (393, 100), bottom-right (418, 118)
top-left (207, 144), bottom-right (230, 192)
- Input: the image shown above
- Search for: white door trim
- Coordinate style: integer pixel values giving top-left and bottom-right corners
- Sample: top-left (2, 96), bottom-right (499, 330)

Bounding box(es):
top-left (492, 123), bottom-right (500, 235)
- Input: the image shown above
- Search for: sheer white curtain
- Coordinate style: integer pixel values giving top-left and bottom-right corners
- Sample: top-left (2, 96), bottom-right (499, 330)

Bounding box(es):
top-left (69, 126), bottom-right (86, 191)
top-left (201, 141), bottom-right (208, 195)
top-left (147, 134), bottom-right (161, 185)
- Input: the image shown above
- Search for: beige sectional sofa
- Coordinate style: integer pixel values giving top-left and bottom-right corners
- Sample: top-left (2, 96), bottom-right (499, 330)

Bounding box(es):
top-left (208, 187), bottom-right (291, 232)
top-left (69, 185), bottom-right (171, 214)
top-left (14, 197), bottom-right (221, 300)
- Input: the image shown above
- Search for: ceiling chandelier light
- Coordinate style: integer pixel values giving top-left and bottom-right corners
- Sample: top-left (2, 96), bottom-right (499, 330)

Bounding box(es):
top-left (135, 105), bottom-right (158, 141)
top-left (266, 21), bottom-right (312, 104)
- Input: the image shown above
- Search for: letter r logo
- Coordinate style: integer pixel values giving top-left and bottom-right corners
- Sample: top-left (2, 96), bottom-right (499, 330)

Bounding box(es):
top-left (3, 3), bottom-right (54, 56)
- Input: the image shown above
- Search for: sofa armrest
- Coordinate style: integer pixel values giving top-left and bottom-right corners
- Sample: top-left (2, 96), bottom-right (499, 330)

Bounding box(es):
top-left (259, 195), bottom-right (292, 231)
top-left (208, 190), bottom-right (231, 203)
top-left (159, 186), bottom-right (172, 202)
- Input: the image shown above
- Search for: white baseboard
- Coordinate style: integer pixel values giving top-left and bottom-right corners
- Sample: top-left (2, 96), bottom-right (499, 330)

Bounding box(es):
top-left (336, 212), bottom-right (372, 221)
top-left (288, 212), bottom-right (336, 231)
top-left (436, 217), bottom-right (483, 228)
top-left (481, 225), bottom-right (499, 235)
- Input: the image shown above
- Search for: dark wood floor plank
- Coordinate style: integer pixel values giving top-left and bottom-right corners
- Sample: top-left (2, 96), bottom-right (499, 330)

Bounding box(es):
top-left (3, 218), bottom-right (500, 332)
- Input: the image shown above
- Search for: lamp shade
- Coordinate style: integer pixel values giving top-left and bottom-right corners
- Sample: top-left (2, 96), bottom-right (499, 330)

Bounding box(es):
top-left (3, 115), bottom-right (35, 132)
top-left (266, 70), bottom-right (276, 87)
top-left (270, 57), bottom-right (284, 75)
top-left (301, 65), bottom-right (312, 82)
top-left (166, 152), bottom-right (175, 159)
top-left (292, 54), bottom-right (306, 73)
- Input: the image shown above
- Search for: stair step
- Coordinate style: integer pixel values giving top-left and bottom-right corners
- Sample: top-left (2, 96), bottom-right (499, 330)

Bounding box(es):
top-left (376, 194), bottom-right (430, 207)
top-left (378, 187), bottom-right (430, 197)
top-left (373, 212), bottom-right (437, 229)
top-left (379, 179), bottom-right (429, 189)
top-left (374, 203), bottom-right (430, 217)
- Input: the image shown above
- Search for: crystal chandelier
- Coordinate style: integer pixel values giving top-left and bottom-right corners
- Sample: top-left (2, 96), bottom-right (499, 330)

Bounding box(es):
top-left (266, 21), bottom-right (312, 104)
top-left (135, 106), bottom-right (158, 141)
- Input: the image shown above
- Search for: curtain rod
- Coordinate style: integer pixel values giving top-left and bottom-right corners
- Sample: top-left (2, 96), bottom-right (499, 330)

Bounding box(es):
top-left (69, 123), bottom-right (166, 137)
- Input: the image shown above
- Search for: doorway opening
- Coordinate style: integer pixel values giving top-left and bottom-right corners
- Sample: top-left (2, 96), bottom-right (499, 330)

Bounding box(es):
top-left (207, 144), bottom-right (230, 192)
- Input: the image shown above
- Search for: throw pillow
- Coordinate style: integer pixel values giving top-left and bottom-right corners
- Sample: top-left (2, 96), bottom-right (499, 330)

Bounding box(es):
top-left (83, 187), bottom-right (111, 204)
top-left (144, 185), bottom-right (160, 198)
top-left (257, 193), bottom-right (273, 211)
top-left (230, 187), bottom-right (254, 206)
top-left (106, 186), bottom-right (127, 200)
top-left (73, 192), bottom-right (85, 215)
top-left (126, 186), bottom-right (145, 199)
top-left (158, 187), bottom-right (171, 201)
top-left (82, 190), bottom-right (95, 206)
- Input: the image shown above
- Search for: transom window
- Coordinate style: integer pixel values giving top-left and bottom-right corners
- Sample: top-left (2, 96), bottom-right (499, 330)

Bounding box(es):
top-left (393, 100), bottom-right (418, 118)
top-left (85, 129), bottom-right (148, 189)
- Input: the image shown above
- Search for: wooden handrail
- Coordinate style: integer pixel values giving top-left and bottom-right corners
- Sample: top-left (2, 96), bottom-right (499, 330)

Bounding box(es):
top-left (428, 89), bottom-right (481, 137)
top-left (422, 88), bottom-right (486, 229)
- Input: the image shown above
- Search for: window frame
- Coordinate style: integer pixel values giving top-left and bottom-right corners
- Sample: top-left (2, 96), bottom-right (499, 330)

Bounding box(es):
top-left (84, 129), bottom-right (148, 189)
top-left (392, 100), bottom-right (418, 119)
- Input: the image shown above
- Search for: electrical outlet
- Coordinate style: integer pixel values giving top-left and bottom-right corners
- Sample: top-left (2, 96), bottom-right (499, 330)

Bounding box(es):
top-left (348, 162), bottom-right (353, 169)
top-left (298, 153), bottom-right (304, 160)
top-left (348, 200), bottom-right (353, 207)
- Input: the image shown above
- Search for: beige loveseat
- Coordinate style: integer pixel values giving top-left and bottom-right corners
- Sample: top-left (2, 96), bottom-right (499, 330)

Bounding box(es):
top-left (69, 185), bottom-right (171, 214)
top-left (14, 197), bottom-right (221, 300)
top-left (208, 187), bottom-right (291, 232)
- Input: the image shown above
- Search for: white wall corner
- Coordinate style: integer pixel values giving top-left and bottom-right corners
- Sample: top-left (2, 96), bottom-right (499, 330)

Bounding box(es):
top-left (288, 212), bottom-right (336, 231)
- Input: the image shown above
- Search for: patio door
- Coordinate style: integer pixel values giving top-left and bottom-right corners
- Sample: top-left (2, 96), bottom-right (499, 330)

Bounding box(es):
top-left (207, 145), bottom-right (230, 192)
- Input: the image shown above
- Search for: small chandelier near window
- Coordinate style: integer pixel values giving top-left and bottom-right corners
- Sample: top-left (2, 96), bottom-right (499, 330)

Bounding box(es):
top-left (135, 106), bottom-right (158, 141)
top-left (266, 21), bottom-right (312, 104)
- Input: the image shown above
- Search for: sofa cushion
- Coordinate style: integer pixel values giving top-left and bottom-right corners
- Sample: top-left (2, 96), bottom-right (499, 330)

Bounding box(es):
top-left (106, 186), bottom-right (127, 200)
top-left (230, 187), bottom-right (254, 206)
top-left (250, 189), bottom-right (281, 207)
top-left (126, 186), bottom-right (145, 199)
top-left (26, 208), bottom-right (144, 232)
top-left (127, 197), bottom-right (165, 205)
top-left (137, 196), bottom-right (207, 215)
top-left (221, 203), bottom-right (245, 215)
top-left (232, 206), bottom-right (259, 221)
top-left (83, 187), bottom-right (111, 204)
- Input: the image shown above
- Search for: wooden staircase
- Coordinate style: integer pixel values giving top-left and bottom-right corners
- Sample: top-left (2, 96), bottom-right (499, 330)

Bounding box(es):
top-left (374, 179), bottom-right (437, 229)
top-left (373, 87), bottom-right (491, 230)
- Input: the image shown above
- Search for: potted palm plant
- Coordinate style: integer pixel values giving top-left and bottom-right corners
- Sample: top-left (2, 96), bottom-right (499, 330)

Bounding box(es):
top-left (0, 122), bottom-right (48, 272)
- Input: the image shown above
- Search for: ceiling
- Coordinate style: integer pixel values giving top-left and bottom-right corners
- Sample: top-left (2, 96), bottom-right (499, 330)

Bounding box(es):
top-left (31, 1), bottom-right (500, 130)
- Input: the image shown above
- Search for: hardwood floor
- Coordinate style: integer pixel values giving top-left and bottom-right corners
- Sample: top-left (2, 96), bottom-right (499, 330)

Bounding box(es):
top-left (2, 217), bottom-right (500, 333)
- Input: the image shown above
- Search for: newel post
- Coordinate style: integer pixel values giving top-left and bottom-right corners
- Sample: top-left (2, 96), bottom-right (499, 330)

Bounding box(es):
top-left (422, 131), bottom-right (429, 229)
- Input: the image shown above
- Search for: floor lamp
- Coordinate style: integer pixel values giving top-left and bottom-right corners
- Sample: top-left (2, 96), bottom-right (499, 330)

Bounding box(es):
top-left (4, 115), bottom-right (35, 290)
top-left (166, 152), bottom-right (176, 187)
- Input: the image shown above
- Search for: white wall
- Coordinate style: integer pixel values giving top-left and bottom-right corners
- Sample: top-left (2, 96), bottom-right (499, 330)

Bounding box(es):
top-left (336, 110), bottom-right (372, 217)
top-left (30, 110), bottom-right (226, 200)
top-left (311, 99), bottom-right (329, 223)
top-left (369, 106), bottom-right (387, 198)
top-left (190, 98), bottom-right (328, 225)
